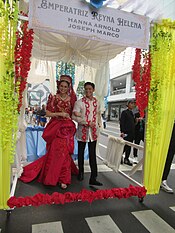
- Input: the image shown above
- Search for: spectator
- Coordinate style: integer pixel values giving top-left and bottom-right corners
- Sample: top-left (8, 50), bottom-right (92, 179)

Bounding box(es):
top-left (33, 105), bottom-right (39, 125)
top-left (28, 106), bottom-right (34, 124)
top-left (39, 104), bottom-right (47, 127)
top-left (133, 111), bottom-right (145, 164)
top-left (36, 106), bottom-right (41, 125)
top-left (160, 122), bottom-right (175, 193)
top-left (120, 99), bottom-right (136, 166)
top-left (102, 112), bottom-right (107, 129)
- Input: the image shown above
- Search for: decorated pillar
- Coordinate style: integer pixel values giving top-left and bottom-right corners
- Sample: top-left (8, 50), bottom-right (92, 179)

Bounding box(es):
top-left (144, 20), bottom-right (175, 194)
top-left (0, 0), bottom-right (19, 209)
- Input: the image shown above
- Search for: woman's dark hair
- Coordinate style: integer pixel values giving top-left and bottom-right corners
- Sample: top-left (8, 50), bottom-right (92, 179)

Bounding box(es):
top-left (59, 79), bottom-right (70, 87)
top-left (84, 82), bottom-right (95, 89)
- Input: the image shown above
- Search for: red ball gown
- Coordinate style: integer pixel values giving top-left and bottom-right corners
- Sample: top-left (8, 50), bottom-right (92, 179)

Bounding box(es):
top-left (19, 94), bottom-right (78, 186)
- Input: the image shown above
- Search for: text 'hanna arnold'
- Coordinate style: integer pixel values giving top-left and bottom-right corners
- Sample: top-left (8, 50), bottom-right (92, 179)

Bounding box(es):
top-left (67, 18), bottom-right (120, 38)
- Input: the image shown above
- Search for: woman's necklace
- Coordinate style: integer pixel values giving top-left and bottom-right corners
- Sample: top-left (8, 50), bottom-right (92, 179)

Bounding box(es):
top-left (59, 94), bottom-right (68, 101)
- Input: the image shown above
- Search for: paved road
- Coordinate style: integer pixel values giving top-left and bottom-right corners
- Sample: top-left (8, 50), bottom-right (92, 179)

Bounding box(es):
top-left (0, 121), bottom-right (175, 233)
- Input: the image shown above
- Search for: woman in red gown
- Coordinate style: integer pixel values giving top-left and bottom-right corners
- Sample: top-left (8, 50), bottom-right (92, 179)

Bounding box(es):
top-left (20, 75), bottom-right (78, 189)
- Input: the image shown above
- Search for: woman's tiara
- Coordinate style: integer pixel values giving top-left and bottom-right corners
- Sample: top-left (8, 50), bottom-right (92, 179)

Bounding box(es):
top-left (60, 75), bottom-right (72, 84)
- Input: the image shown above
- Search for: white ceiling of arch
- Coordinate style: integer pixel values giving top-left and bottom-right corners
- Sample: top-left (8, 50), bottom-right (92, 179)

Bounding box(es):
top-left (19, 0), bottom-right (175, 66)
top-left (19, 0), bottom-right (175, 96)
top-left (86, 0), bottom-right (175, 22)
top-left (20, 0), bottom-right (175, 22)
top-left (19, 0), bottom-right (142, 65)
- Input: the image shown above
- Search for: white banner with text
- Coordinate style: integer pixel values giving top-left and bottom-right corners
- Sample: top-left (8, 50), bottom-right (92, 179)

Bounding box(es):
top-left (29, 0), bottom-right (150, 49)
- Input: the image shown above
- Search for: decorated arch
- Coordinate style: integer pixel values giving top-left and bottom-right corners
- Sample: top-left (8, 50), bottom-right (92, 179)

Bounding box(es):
top-left (0, 0), bottom-right (175, 209)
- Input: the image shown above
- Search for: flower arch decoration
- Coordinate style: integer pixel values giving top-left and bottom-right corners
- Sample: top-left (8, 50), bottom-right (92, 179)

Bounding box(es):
top-left (15, 13), bottom-right (34, 111)
top-left (132, 49), bottom-right (151, 117)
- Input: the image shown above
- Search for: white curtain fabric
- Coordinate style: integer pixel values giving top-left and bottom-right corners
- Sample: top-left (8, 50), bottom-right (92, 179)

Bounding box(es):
top-left (32, 31), bottom-right (126, 68)
top-left (75, 64), bottom-right (96, 88)
top-left (28, 58), bottom-right (50, 84)
top-left (105, 136), bottom-right (125, 171)
top-left (30, 31), bottom-right (121, 104)
top-left (74, 63), bottom-right (109, 109)
top-left (14, 89), bottom-right (28, 177)
top-left (95, 63), bottom-right (110, 111)
top-left (28, 58), bottom-right (57, 94)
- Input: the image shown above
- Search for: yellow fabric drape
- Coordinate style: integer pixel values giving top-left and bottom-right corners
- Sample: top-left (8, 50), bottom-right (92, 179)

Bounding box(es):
top-left (144, 20), bottom-right (175, 194)
top-left (0, 0), bottom-right (19, 209)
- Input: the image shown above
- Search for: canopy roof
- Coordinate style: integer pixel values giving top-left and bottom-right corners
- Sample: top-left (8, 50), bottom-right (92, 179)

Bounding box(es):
top-left (107, 0), bottom-right (175, 21)
top-left (20, 0), bottom-right (175, 22)
top-left (19, 0), bottom-right (175, 103)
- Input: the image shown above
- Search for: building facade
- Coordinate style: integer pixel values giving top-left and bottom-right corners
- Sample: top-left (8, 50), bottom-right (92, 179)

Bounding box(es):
top-left (27, 80), bottom-right (50, 107)
top-left (107, 48), bottom-right (136, 121)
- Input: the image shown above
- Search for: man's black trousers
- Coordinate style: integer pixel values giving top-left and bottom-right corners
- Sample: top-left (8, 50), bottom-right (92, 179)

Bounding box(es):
top-left (78, 140), bottom-right (97, 180)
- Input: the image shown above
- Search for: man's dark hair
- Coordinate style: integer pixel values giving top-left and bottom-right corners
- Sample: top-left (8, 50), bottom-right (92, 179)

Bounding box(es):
top-left (84, 82), bottom-right (95, 89)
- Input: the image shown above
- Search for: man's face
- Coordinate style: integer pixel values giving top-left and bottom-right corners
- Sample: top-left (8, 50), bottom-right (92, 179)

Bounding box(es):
top-left (84, 85), bottom-right (94, 98)
top-left (128, 102), bottom-right (135, 110)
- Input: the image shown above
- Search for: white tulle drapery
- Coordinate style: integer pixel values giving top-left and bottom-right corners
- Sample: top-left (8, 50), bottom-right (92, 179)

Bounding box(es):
top-left (29, 31), bottom-right (125, 104)
top-left (32, 31), bottom-right (126, 68)
top-left (28, 58), bottom-right (57, 94)
top-left (14, 89), bottom-right (28, 177)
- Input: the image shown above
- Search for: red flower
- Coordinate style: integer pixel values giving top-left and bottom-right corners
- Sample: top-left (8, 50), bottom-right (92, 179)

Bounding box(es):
top-left (14, 19), bottom-right (34, 112)
top-left (7, 186), bottom-right (147, 208)
top-left (51, 192), bottom-right (65, 204)
top-left (132, 49), bottom-right (151, 117)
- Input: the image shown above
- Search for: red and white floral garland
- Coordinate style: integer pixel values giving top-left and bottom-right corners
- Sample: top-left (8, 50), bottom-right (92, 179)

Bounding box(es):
top-left (132, 49), bottom-right (151, 117)
top-left (15, 15), bottom-right (34, 111)
top-left (7, 185), bottom-right (146, 208)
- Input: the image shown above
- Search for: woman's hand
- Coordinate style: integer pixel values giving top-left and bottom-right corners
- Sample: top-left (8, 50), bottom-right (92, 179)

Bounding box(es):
top-left (61, 112), bottom-right (70, 118)
top-left (46, 110), bottom-right (70, 119)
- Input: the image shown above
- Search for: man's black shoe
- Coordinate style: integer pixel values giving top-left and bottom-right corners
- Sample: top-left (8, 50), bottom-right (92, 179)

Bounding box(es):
top-left (77, 173), bottom-right (84, 181)
top-left (89, 180), bottom-right (103, 186)
top-left (124, 159), bottom-right (133, 166)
